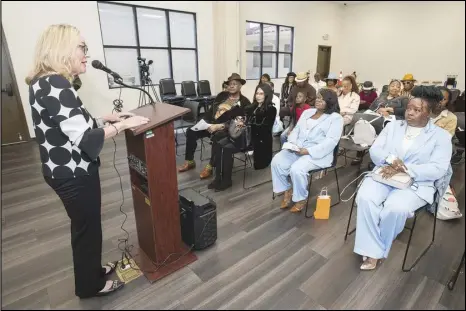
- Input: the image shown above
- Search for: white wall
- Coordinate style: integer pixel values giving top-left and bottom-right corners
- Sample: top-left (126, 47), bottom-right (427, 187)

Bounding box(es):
top-left (2, 1), bottom-right (215, 138)
top-left (339, 1), bottom-right (465, 91)
top-left (238, 1), bottom-right (343, 99)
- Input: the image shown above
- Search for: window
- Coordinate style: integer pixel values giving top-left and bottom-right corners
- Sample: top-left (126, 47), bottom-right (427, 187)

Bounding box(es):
top-left (97, 2), bottom-right (198, 88)
top-left (246, 21), bottom-right (293, 80)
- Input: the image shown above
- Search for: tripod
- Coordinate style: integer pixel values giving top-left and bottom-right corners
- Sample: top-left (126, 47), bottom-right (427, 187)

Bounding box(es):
top-left (138, 69), bottom-right (160, 107)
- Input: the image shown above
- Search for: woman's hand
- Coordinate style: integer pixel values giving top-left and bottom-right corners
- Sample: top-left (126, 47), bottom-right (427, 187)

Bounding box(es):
top-left (380, 166), bottom-right (398, 179)
top-left (297, 148), bottom-right (309, 156)
top-left (377, 108), bottom-right (389, 117)
top-left (102, 112), bottom-right (135, 123)
top-left (121, 116), bottom-right (150, 129)
top-left (391, 158), bottom-right (407, 173)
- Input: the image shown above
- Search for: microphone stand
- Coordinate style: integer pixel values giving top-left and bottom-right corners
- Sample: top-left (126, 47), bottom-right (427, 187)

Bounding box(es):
top-left (113, 78), bottom-right (156, 109)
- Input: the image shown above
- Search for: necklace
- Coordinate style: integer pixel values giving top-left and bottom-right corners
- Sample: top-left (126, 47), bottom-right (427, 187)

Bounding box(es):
top-left (405, 126), bottom-right (421, 140)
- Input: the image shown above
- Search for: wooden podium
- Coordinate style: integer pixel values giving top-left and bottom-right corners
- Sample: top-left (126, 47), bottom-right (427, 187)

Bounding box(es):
top-left (124, 103), bottom-right (197, 283)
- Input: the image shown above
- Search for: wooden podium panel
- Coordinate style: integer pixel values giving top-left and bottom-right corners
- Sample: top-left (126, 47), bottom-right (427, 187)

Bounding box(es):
top-left (125, 103), bottom-right (197, 283)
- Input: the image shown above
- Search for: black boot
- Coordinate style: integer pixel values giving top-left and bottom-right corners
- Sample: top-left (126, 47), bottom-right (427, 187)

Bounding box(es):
top-left (215, 147), bottom-right (234, 192)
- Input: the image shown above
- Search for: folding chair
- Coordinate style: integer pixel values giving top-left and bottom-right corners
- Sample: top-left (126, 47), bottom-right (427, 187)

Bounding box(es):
top-left (344, 182), bottom-right (439, 272)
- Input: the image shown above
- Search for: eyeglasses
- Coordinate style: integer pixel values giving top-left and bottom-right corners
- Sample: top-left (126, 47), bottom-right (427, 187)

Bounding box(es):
top-left (78, 44), bottom-right (88, 56)
top-left (402, 81), bottom-right (412, 85)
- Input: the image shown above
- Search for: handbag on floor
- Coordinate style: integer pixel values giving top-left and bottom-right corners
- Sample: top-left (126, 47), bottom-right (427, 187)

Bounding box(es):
top-left (314, 187), bottom-right (331, 220)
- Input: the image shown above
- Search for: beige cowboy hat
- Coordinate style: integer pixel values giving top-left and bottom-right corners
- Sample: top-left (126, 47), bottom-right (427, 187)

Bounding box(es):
top-left (295, 72), bottom-right (308, 83)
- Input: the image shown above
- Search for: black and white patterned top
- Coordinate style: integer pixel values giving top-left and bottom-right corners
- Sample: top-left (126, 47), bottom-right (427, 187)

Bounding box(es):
top-left (29, 75), bottom-right (105, 179)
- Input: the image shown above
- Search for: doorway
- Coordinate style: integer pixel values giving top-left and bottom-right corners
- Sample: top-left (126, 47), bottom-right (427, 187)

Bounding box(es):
top-left (1, 25), bottom-right (30, 145)
top-left (316, 45), bottom-right (332, 79)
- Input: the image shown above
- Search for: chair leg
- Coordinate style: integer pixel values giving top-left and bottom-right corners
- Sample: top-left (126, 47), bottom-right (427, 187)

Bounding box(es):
top-left (305, 174), bottom-right (313, 218)
top-left (331, 168), bottom-right (341, 207)
top-left (401, 211), bottom-right (436, 272)
top-left (242, 153), bottom-right (248, 190)
top-left (344, 194), bottom-right (357, 241)
top-left (448, 251), bottom-right (465, 290)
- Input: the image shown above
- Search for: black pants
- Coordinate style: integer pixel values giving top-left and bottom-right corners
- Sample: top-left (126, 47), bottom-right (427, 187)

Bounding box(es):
top-left (45, 173), bottom-right (106, 298)
top-left (213, 137), bottom-right (240, 185)
top-left (184, 127), bottom-right (227, 165)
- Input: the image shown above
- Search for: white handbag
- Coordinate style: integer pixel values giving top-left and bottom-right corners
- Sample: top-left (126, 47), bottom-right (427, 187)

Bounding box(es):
top-left (371, 167), bottom-right (413, 189)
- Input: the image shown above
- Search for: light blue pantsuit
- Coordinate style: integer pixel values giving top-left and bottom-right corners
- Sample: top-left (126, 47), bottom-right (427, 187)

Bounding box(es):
top-left (354, 120), bottom-right (452, 259)
top-left (280, 126), bottom-right (290, 145)
top-left (271, 109), bottom-right (343, 202)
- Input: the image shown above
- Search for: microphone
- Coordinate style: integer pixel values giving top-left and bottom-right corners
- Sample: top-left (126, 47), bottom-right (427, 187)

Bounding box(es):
top-left (91, 60), bottom-right (122, 80)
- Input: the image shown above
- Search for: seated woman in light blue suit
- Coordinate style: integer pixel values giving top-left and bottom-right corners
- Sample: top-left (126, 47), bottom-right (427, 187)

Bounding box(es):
top-left (271, 89), bottom-right (343, 213)
top-left (355, 86), bottom-right (452, 271)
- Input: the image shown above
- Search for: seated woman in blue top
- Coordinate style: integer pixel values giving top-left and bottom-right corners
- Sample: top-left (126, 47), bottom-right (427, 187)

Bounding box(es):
top-left (271, 89), bottom-right (343, 213)
top-left (354, 85), bottom-right (452, 271)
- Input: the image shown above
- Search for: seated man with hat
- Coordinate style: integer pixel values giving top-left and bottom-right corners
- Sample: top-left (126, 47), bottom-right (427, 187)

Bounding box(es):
top-left (279, 72), bottom-right (317, 119)
top-left (178, 73), bottom-right (251, 179)
top-left (358, 81), bottom-right (378, 111)
top-left (401, 73), bottom-right (416, 99)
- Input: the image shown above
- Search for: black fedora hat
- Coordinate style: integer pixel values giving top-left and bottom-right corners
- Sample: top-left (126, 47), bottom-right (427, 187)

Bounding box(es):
top-left (224, 73), bottom-right (246, 85)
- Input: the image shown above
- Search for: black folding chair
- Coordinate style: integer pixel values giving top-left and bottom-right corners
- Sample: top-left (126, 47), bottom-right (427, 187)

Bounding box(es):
top-left (344, 182), bottom-right (439, 272)
top-left (159, 78), bottom-right (185, 106)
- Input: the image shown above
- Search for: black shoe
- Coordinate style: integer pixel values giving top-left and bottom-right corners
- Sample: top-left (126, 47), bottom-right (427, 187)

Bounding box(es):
top-left (208, 180), bottom-right (219, 189)
top-left (351, 159), bottom-right (362, 166)
top-left (95, 280), bottom-right (125, 297)
top-left (101, 261), bottom-right (118, 277)
top-left (215, 180), bottom-right (233, 192)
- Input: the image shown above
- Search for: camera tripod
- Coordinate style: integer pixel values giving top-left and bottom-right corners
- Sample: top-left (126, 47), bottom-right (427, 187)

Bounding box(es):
top-left (138, 71), bottom-right (160, 108)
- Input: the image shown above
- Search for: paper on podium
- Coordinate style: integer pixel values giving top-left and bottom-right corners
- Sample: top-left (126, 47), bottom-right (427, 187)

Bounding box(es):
top-left (282, 142), bottom-right (300, 152)
top-left (191, 119), bottom-right (212, 131)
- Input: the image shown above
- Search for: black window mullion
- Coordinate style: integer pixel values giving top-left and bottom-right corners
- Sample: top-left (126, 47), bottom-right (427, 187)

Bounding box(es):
top-left (275, 25), bottom-right (279, 78)
top-left (133, 7), bottom-right (141, 58)
top-left (259, 23), bottom-right (263, 77)
top-left (166, 10), bottom-right (173, 79)
top-left (193, 13), bottom-right (199, 81)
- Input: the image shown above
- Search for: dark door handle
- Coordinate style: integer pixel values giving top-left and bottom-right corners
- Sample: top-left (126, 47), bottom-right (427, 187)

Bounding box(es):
top-left (1, 83), bottom-right (13, 96)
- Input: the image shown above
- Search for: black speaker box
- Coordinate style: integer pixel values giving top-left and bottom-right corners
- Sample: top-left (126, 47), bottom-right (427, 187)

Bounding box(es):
top-left (179, 188), bottom-right (217, 250)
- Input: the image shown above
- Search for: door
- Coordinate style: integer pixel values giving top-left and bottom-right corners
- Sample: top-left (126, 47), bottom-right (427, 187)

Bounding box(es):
top-left (316, 45), bottom-right (332, 79)
top-left (1, 25), bottom-right (30, 145)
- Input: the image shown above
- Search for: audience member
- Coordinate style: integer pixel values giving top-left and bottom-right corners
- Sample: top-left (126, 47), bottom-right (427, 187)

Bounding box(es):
top-left (338, 75), bottom-right (360, 125)
top-left (178, 73), bottom-right (251, 179)
top-left (222, 82), bottom-right (228, 92)
top-left (433, 86), bottom-right (458, 137)
top-left (431, 86), bottom-right (461, 220)
top-left (324, 73), bottom-right (339, 93)
top-left (280, 72), bottom-right (296, 107)
top-left (401, 73), bottom-right (416, 98)
top-left (354, 85), bottom-right (452, 271)
top-left (279, 72), bottom-right (317, 118)
top-left (209, 84), bottom-right (276, 191)
top-left (271, 89), bottom-right (342, 213)
top-left (260, 73), bottom-right (271, 85)
top-left (359, 81), bottom-right (378, 110)
top-left (369, 79), bottom-right (407, 120)
top-left (280, 91), bottom-right (311, 144)
top-left (311, 73), bottom-right (327, 92)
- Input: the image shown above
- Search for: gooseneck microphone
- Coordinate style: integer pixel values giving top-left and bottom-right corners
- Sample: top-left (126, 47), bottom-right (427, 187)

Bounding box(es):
top-left (91, 60), bottom-right (122, 80)
top-left (91, 60), bottom-right (156, 107)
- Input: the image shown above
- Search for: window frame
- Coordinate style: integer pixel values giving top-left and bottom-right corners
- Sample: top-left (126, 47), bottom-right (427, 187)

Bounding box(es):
top-left (96, 1), bottom-right (199, 88)
top-left (245, 21), bottom-right (294, 80)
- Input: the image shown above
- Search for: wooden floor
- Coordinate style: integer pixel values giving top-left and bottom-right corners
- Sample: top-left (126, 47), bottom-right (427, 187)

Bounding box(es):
top-left (1, 135), bottom-right (465, 310)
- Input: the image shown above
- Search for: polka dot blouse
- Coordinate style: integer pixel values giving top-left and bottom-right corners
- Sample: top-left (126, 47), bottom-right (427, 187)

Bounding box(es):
top-left (29, 75), bottom-right (105, 179)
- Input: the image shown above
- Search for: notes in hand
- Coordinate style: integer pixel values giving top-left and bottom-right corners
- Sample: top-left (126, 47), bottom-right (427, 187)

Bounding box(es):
top-left (282, 142), bottom-right (300, 152)
top-left (191, 119), bottom-right (212, 131)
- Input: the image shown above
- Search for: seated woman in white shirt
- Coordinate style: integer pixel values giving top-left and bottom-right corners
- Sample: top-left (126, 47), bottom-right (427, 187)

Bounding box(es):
top-left (338, 75), bottom-right (361, 125)
top-left (354, 85), bottom-right (452, 270)
top-left (271, 89), bottom-right (343, 213)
